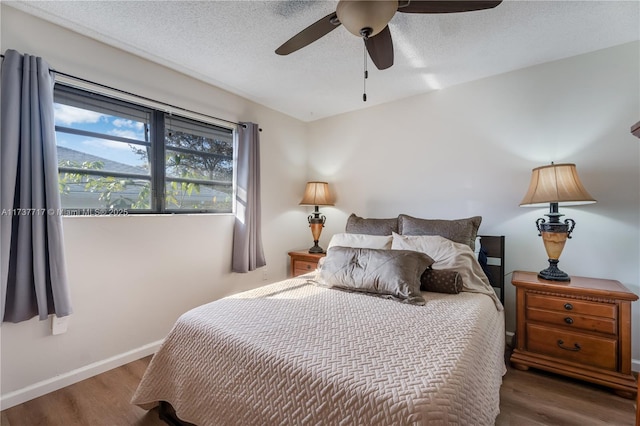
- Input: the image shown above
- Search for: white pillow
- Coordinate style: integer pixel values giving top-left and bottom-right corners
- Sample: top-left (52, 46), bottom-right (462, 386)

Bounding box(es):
top-left (391, 233), bottom-right (464, 264)
top-left (327, 233), bottom-right (393, 250)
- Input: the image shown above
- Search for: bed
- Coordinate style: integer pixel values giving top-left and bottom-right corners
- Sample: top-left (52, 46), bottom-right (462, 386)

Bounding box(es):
top-left (132, 214), bottom-right (506, 425)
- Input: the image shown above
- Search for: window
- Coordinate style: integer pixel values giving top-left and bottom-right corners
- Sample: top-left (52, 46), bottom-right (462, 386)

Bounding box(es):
top-left (54, 84), bottom-right (235, 214)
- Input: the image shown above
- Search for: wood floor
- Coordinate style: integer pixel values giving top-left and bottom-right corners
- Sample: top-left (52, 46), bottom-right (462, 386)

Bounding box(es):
top-left (1, 351), bottom-right (637, 426)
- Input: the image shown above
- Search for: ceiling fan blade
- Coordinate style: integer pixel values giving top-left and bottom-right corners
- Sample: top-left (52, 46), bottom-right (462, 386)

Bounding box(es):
top-left (398, 1), bottom-right (502, 14)
top-left (275, 12), bottom-right (341, 55)
top-left (365, 26), bottom-right (394, 70)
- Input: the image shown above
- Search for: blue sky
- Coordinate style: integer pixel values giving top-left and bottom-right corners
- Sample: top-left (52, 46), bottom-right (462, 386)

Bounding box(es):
top-left (54, 103), bottom-right (149, 168)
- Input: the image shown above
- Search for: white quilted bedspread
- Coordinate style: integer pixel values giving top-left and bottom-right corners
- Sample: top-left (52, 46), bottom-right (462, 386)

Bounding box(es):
top-left (132, 276), bottom-right (505, 425)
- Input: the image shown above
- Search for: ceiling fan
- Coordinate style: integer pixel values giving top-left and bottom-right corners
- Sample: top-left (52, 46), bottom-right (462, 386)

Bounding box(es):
top-left (275, 1), bottom-right (503, 70)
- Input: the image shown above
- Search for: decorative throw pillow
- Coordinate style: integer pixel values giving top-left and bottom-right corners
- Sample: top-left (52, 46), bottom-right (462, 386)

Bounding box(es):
top-left (398, 214), bottom-right (482, 251)
top-left (420, 268), bottom-right (463, 294)
top-left (327, 233), bottom-right (393, 250)
top-left (317, 247), bottom-right (434, 305)
top-left (345, 213), bottom-right (398, 236)
top-left (391, 233), bottom-right (502, 310)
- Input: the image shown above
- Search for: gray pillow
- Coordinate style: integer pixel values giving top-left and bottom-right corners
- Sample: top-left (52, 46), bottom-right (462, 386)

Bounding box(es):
top-left (421, 268), bottom-right (463, 294)
top-left (317, 246), bottom-right (434, 305)
top-left (345, 213), bottom-right (398, 236)
top-left (398, 215), bottom-right (482, 251)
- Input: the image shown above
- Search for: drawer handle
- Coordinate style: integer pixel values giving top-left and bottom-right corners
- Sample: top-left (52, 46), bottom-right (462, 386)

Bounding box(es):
top-left (306, 265), bottom-right (311, 270)
top-left (564, 317), bottom-right (574, 325)
top-left (557, 339), bottom-right (581, 352)
top-left (564, 303), bottom-right (573, 310)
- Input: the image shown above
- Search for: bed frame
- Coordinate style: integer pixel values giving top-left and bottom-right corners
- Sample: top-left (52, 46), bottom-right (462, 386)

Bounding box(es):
top-left (478, 235), bottom-right (505, 305)
top-left (159, 401), bottom-right (194, 426)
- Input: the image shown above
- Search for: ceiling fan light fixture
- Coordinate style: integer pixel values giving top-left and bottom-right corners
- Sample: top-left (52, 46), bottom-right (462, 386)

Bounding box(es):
top-left (336, 0), bottom-right (398, 38)
top-left (276, 0), bottom-right (503, 73)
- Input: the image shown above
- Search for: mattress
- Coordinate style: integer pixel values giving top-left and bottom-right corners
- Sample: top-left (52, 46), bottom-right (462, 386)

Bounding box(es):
top-left (132, 275), bottom-right (505, 425)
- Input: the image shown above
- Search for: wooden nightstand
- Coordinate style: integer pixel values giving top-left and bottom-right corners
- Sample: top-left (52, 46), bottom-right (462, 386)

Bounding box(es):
top-left (510, 271), bottom-right (638, 398)
top-left (288, 250), bottom-right (325, 277)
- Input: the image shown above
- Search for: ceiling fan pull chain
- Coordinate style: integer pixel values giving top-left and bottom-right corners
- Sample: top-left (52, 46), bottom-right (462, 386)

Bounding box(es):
top-left (363, 42), bottom-right (368, 102)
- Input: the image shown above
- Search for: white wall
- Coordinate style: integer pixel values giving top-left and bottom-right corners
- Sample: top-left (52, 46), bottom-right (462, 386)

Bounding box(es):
top-left (2, 4), bottom-right (639, 408)
top-left (307, 41), bottom-right (640, 366)
top-left (0, 5), bottom-right (313, 407)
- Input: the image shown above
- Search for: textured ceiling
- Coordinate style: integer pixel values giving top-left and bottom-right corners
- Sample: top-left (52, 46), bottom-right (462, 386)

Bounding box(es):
top-left (6, 1), bottom-right (639, 122)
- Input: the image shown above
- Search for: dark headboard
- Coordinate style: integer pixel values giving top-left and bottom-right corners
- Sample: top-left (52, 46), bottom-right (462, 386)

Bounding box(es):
top-left (478, 235), bottom-right (505, 305)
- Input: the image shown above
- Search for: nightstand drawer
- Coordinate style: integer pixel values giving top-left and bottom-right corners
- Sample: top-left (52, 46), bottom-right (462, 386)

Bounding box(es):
top-left (293, 260), bottom-right (317, 275)
top-left (527, 323), bottom-right (617, 370)
top-left (527, 293), bottom-right (617, 319)
top-left (289, 250), bottom-right (325, 277)
top-left (526, 307), bottom-right (617, 335)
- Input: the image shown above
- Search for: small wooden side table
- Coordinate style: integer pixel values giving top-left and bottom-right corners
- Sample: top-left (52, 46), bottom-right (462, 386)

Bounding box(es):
top-left (510, 271), bottom-right (638, 398)
top-left (288, 250), bottom-right (325, 277)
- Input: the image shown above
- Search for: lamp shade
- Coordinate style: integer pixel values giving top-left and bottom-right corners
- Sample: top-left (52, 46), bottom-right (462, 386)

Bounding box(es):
top-left (299, 182), bottom-right (334, 206)
top-left (520, 163), bottom-right (596, 207)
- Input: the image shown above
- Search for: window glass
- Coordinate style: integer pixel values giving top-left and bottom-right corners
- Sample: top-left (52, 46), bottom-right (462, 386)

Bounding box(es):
top-left (165, 180), bottom-right (233, 211)
top-left (164, 115), bottom-right (233, 211)
top-left (53, 84), bottom-right (235, 214)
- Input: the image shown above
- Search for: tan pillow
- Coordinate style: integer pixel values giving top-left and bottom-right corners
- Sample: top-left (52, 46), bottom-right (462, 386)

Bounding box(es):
top-left (398, 214), bottom-right (482, 251)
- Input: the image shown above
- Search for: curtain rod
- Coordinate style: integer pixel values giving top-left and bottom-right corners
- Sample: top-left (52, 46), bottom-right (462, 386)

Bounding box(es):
top-left (1, 53), bottom-right (262, 131)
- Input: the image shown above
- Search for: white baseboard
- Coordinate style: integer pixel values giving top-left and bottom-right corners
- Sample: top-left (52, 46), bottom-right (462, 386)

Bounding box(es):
top-left (0, 339), bottom-right (163, 410)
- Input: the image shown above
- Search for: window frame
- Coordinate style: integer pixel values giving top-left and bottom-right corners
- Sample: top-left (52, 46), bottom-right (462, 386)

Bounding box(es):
top-left (53, 83), bottom-right (236, 215)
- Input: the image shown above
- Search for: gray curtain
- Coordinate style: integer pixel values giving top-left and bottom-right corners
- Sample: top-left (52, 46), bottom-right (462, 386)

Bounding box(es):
top-left (232, 122), bottom-right (266, 273)
top-left (1, 49), bottom-right (72, 322)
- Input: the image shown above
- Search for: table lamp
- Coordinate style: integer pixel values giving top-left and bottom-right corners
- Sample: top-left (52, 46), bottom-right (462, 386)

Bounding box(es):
top-left (299, 181), bottom-right (334, 253)
top-left (520, 163), bottom-right (596, 281)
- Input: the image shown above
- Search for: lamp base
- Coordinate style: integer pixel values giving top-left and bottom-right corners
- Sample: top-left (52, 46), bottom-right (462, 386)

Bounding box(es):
top-left (538, 259), bottom-right (570, 282)
top-left (307, 210), bottom-right (326, 254)
top-left (308, 242), bottom-right (324, 254)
